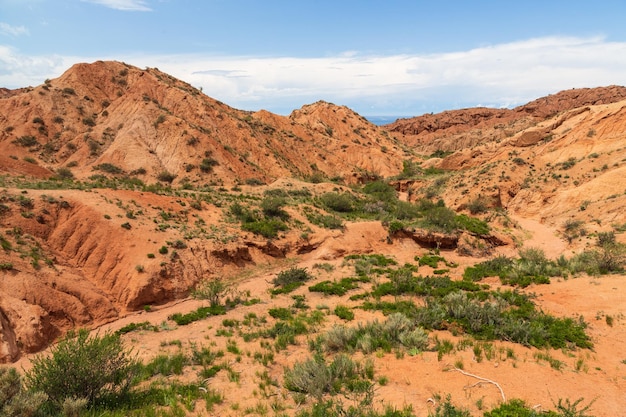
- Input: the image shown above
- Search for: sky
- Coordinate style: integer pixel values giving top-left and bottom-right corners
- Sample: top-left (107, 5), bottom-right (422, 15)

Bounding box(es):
top-left (2, 1), bottom-right (626, 117)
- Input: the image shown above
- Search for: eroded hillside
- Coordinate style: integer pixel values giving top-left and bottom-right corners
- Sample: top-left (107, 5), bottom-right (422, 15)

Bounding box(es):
top-left (0, 61), bottom-right (406, 185)
top-left (1, 62), bottom-right (626, 417)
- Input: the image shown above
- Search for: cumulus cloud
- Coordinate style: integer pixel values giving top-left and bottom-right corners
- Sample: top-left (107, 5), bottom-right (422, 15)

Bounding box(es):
top-left (0, 45), bottom-right (75, 87)
top-left (81, 0), bottom-right (151, 12)
top-left (0, 22), bottom-right (29, 37)
top-left (139, 36), bottom-right (626, 114)
top-left (2, 36), bottom-right (626, 115)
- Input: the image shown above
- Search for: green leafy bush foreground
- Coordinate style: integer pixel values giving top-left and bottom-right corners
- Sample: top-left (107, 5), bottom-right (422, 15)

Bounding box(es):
top-left (24, 329), bottom-right (139, 412)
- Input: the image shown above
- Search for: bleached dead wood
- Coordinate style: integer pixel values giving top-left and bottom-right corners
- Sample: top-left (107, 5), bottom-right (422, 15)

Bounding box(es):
top-left (448, 367), bottom-right (506, 402)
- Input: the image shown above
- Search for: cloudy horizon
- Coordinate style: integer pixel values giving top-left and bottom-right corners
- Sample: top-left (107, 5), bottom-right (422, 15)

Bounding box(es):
top-left (2, 1), bottom-right (626, 117)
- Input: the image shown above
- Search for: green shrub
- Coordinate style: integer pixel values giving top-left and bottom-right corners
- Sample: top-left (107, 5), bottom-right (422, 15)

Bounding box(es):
top-left (261, 196), bottom-right (289, 219)
top-left (417, 254), bottom-right (445, 268)
top-left (269, 307), bottom-right (293, 320)
top-left (169, 305), bottom-right (226, 325)
top-left (141, 352), bottom-right (188, 377)
top-left (94, 163), bottom-right (124, 174)
top-left (271, 267), bottom-right (313, 294)
top-left (462, 255), bottom-right (513, 281)
top-left (24, 329), bottom-right (138, 410)
top-left (14, 135), bottom-right (39, 147)
top-left (154, 114), bottom-right (166, 127)
top-left (53, 167), bottom-right (74, 180)
top-left (172, 239), bottom-right (187, 249)
top-left (309, 278), bottom-right (360, 296)
top-left (388, 220), bottom-right (405, 234)
top-left (362, 181), bottom-right (397, 201)
top-left (429, 395), bottom-right (471, 417)
top-left (199, 157), bottom-right (219, 173)
top-left (391, 200), bottom-right (421, 220)
top-left (242, 219), bottom-right (288, 238)
top-left (305, 211), bottom-right (344, 229)
top-left (82, 117), bottom-right (96, 127)
top-left (467, 197), bottom-right (489, 214)
top-left (284, 354), bottom-right (373, 401)
top-left (0, 262), bottom-right (13, 271)
top-left (319, 192), bottom-right (357, 213)
top-left (455, 214), bottom-right (490, 235)
top-left (115, 321), bottom-right (159, 335)
top-left (334, 305), bottom-right (355, 321)
top-left (193, 278), bottom-right (230, 307)
top-left (421, 205), bottom-right (457, 232)
top-left (323, 313), bottom-right (429, 354)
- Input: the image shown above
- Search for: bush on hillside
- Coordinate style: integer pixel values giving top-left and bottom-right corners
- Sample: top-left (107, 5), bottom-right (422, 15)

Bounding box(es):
top-left (24, 329), bottom-right (138, 411)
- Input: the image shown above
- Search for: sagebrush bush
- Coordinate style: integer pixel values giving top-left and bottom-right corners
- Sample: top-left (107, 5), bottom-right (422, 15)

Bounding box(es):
top-left (242, 218), bottom-right (288, 238)
top-left (273, 267), bottom-right (313, 288)
top-left (157, 170), bottom-right (176, 183)
top-left (24, 329), bottom-right (138, 410)
top-left (0, 367), bottom-right (47, 417)
top-left (284, 354), bottom-right (372, 401)
top-left (319, 192), bottom-right (357, 213)
top-left (261, 196), bottom-right (289, 220)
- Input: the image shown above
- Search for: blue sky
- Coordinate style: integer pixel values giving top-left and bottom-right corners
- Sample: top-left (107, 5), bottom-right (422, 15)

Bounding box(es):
top-left (2, 0), bottom-right (626, 116)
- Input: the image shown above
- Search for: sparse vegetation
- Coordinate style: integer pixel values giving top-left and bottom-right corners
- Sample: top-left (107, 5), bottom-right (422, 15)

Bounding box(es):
top-left (13, 135), bottom-right (39, 147)
top-left (0, 64), bottom-right (623, 417)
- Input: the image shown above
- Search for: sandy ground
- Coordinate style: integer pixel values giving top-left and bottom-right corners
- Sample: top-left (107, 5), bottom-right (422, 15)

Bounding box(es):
top-left (13, 220), bottom-right (626, 416)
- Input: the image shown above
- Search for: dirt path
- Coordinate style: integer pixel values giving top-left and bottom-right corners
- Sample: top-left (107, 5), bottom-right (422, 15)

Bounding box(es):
top-left (503, 215), bottom-right (570, 258)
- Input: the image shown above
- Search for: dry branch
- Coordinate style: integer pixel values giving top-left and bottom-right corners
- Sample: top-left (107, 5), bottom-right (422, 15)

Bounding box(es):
top-left (448, 367), bottom-right (506, 402)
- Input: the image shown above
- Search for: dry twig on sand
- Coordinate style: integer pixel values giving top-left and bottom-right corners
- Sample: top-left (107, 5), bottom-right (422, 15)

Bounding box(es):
top-left (448, 367), bottom-right (506, 402)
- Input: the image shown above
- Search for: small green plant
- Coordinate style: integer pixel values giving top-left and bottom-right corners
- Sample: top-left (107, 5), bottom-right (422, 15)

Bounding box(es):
top-left (199, 157), bottom-right (219, 173)
top-left (115, 321), bottom-right (159, 335)
top-left (319, 192), bottom-right (357, 213)
top-left (271, 267), bottom-right (313, 294)
top-left (334, 305), bottom-right (355, 321)
top-left (429, 395), bottom-right (471, 417)
top-left (309, 277), bottom-right (360, 296)
top-left (0, 262), bottom-right (13, 271)
top-left (468, 196), bottom-right (489, 214)
top-left (56, 167), bottom-right (74, 179)
top-left (154, 114), bottom-right (166, 127)
top-left (269, 307), bottom-right (293, 320)
top-left (554, 397), bottom-right (595, 417)
top-left (157, 171), bottom-right (176, 183)
top-left (94, 163), bottom-right (124, 174)
top-left (242, 218), bottom-right (288, 238)
top-left (82, 117), bottom-right (96, 127)
top-left (169, 305), bottom-right (226, 325)
top-left (14, 135), bottom-right (39, 147)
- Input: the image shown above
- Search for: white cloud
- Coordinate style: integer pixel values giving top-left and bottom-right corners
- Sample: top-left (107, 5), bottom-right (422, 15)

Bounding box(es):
top-left (2, 36), bottom-right (626, 115)
top-left (0, 22), bottom-right (29, 37)
top-left (139, 36), bottom-right (626, 114)
top-left (81, 0), bottom-right (151, 11)
top-left (0, 45), bottom-right (76, 87)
